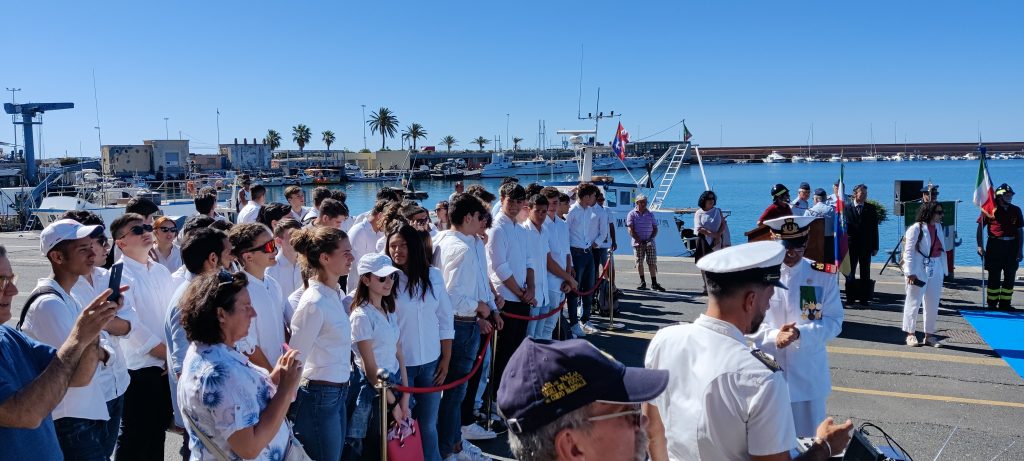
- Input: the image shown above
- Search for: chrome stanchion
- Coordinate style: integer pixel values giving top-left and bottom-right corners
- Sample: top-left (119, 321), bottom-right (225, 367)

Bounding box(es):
top-left (375, 369), bottom-right (392, 461)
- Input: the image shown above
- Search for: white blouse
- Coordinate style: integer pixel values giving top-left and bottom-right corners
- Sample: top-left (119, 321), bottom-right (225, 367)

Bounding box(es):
top-left (393, 268), bottom-right (455, 367)
top-left (350, 302), bottom-right (400, 375)
top-left (288, 280), bottom-right (352, 383)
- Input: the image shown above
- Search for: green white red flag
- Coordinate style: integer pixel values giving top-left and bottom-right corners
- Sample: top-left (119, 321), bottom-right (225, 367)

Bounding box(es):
top-left (973, 145), bottom-right (996, 218)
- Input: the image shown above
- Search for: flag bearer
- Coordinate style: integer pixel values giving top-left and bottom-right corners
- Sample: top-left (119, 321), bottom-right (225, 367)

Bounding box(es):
top-left (977, 183), bottom-right (1023, 311)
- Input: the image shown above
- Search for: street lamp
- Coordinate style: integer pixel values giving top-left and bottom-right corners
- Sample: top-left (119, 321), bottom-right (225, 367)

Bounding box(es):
top-left (164, 117), bottom-right (169, 139)
top-left (506, 113), bottom-right (510, 152)
top-left (361, 104), bottom-right (367, 151)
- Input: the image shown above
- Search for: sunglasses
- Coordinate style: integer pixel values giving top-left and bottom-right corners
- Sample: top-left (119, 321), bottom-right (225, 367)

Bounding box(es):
top-left (586, 404), bottom-right (642, 429)
top-left (245, 240), bottom-right (277, 254)
top-left (117, 224), bottom-right (153, 239)
top-left (0, 274), bottom-right (17, 292)
top-left (158, 226), bottom-right (178, 234)
top-left (374, 273), bottom-right (398, 283)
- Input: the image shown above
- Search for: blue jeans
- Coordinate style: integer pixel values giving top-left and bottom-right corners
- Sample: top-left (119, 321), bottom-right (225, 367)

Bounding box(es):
top-left (539, 290), bottom-right (565, 339)
top-left (54, 416), bottom-right (105, 461)
top-left (289, 382), bottom-right (349, 461)
top-left (568, 248), bottom-right (595, 324)
top-left (406, 359), bottom-right (442, 461)
top-left (438, 319), bottom-right (480, 458)
top-left (103, 395), bottom-right (124, 458)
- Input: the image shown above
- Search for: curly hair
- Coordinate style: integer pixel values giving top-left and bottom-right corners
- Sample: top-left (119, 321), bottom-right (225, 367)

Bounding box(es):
top-left (180, 271), bottom-right (249, 344)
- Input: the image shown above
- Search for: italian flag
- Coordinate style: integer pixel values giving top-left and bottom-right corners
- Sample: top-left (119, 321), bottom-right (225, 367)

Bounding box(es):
top-left (973, 153), bottom-right (996, 218)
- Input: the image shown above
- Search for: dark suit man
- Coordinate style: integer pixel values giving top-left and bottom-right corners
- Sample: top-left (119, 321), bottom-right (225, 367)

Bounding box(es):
top-left (846, 184), bottom-right (879, 304)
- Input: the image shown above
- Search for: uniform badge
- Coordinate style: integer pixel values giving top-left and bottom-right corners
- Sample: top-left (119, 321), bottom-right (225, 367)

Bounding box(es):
top-left (800, 286), bottom-right (823, 321)
top-left (810, 262), bottom-right (838, 274)
top-left (751, 349), bottom-right (782, 372)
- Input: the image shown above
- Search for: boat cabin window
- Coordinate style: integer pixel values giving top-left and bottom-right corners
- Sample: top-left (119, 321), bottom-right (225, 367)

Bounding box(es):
top-left (620, 191), bottom-right (631, 207)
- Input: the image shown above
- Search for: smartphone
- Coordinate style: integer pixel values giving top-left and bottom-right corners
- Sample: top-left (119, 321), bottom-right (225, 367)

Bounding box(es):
top-left (912, 278), bottom-right (926, 287)
top-left (108, 262), bottom-right (123, 303)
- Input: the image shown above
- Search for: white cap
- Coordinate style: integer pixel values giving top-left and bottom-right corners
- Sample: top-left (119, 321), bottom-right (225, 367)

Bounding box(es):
top-left (357, 253), bottom-right (402, 278)
top-left (696, 241), bottom-right (787, 289)
top-left (40, 219), bottom-right (104, 257)
top-left (763, 215), bottom-right (818, 239)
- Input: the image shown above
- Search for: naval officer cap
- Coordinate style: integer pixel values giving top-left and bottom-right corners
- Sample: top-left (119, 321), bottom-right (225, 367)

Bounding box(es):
top-left (763, 215), bottom-right (817, 249)
top-left (696, 241), bottom-right (787, 290)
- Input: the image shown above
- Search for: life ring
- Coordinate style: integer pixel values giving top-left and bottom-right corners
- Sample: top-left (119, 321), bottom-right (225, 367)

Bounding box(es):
top-left (186, 181), bottom-right (196, 196)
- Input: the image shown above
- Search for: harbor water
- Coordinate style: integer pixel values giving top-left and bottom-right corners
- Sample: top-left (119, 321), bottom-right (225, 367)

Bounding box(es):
top-left (261, 159), bottom-right (1024, 268)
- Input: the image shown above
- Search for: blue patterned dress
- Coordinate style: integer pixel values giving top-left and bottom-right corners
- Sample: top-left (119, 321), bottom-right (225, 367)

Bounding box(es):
top-left (178, 342), bottom-right (291, 461)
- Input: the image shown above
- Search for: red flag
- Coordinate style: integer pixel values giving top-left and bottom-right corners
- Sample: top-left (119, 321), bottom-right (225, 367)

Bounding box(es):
top-left (612, 122), bottom-right (629, 160)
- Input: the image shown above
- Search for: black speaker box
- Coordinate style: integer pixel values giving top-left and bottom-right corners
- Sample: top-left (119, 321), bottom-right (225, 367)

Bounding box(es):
top-left (893, 180), bottom-right (924, 216)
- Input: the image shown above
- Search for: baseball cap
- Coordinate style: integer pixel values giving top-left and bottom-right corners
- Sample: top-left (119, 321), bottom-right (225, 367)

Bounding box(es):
top-left (40, 219), bottom-right (105, 257)
top-left (799, 182), bottom-right (811, 191)
top-left (357, 253), bottom-right (402, 278)
top-left (498, 338), bottom-right (668, 434)
top-left (814, 188), bottom-right (827, 198)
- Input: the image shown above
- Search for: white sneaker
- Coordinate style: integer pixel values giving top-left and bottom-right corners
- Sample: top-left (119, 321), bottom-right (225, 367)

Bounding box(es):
top-left (457, 440), bottom-right (493, 461)
top-left (905, 335), bottom-right (920, 347)
top-left (570, 323), bottom-right (586, 338)
top-left (461, 423), bottom-right (497, 440)
top-left (582, 322), bottom-right (600, 334)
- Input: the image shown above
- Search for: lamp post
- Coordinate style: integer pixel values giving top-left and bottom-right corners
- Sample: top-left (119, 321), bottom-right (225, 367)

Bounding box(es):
top-left (506, 113), bottom-right (510, 152)
top-left (164, 117), bottom-right (169, 139)
top-left (6, 88), bottom-right (20, 155)
top-left (361, 104), bottom-right (367, 151)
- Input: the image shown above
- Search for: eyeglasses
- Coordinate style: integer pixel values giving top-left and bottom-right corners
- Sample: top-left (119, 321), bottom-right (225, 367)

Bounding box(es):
top-left (586, 404), bottom-right (642, 429)
top-left (245, 240), bottom-right (277, 254)
top-left (158, 226), bottom-right (178, 234)
top-left (117, 224), bottom-right (153, 240)
top-left (0, 274), bottom-right (17, 292)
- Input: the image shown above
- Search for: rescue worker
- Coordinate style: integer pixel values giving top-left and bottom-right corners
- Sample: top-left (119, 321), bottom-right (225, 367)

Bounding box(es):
top-left (977, 183), bottom-right (1023, 311)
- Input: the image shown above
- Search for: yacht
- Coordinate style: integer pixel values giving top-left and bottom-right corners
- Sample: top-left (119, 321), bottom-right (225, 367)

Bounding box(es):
top-left (828, 155), bottom-right (843, 163)
top-left (763, 151), bottom-right (789, 163)
top-left (805, 156), bottom-right (825, 163)
top-left (481, 153), bottom-right (577, 178)
top-left (346, 163), bottom-right (390, 182)
top-left (962, 153), bottom-right (978, 161)
top-left (890, 153), bottom-right (906, 162)
top-left (790, 155), bottom-right (806, 163)
top-left (861, 154), bottom-right (879, 161)
top-left (429, 162), bottom-right (464, 180)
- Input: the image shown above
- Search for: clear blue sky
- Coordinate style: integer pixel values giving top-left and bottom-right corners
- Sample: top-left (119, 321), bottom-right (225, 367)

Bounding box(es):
top-left (6, 1), bottom-right (1023, 157)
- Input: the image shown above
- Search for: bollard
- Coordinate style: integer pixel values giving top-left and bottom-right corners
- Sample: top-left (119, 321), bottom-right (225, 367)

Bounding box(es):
top-left (376, 368), bottom-right (392, 461)
top-left (484, 328), bottom-right (499, 431)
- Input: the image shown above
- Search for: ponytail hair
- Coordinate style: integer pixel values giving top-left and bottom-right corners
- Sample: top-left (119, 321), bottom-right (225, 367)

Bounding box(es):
top-left (290, 226), bottom-right (349, 276)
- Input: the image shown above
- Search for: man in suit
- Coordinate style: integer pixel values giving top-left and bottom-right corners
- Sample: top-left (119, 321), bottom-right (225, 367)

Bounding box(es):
top-left (846, 184), bottom-right (879, 305)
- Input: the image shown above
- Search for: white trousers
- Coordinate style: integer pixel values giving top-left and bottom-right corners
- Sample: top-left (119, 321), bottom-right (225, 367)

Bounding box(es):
top-left (791, 399), bottom-right (826, 438)
top-left (902, 266), bottom-right (943, 334)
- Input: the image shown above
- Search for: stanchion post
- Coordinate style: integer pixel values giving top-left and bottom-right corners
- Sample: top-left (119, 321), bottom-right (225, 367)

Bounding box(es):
top-left (376, 369), bottom-right (392, 461)
top-left (605, 251), bottom-right (617, 331)
top-left (484, 328), bottom-right (499, 431)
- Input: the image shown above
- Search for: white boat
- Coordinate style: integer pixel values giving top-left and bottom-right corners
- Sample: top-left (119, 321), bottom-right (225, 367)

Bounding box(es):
top-left (936, 155), bottom-right (949, 161)
top-left (764, 151), bottom-right (789, 163)
top-left (805, 156), bottom-right (825, 163)
top-left (861, 154), bottom-right (879, 161)
top-left (962, 153), bottom-right (978, 161)
top-left (481, 153), bottom-right (577, 178)
top-left (346, 163), bottom-right (390, 182)
top-left (828, 155), bottom-right (843, 162)
top-left (790, 155), bottom-right (806, 163)
top-left (890, 153), bottom-right (906, 161)
top-left (32, 186), bottom-right (230, 228)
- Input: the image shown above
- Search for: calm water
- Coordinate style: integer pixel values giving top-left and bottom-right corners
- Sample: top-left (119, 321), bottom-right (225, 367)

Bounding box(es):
top-left (262, 159), bottom-right (1024, 268)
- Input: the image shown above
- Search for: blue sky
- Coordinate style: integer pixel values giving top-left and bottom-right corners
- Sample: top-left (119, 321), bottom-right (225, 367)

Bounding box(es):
top-left (5, 1), bottom-right (1022, 157)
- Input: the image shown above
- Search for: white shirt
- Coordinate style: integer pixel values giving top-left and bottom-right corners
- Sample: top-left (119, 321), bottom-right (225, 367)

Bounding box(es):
top-left (71, 267), bottom-right (131, 401)
top-left (179, 342), bottom-right (290, 461)
top-left (545, 215), bottom-right (571, 292)
top-left (169, 265), bottom-right (190, 293)
top-left (487, 212), bottom-right (534, 302)
top-left (350, 303), bottom-right (401, 374)
top-left (347, 219), bottom-right (383, 291)
top-left (237, 201), bottom-right (260, 224)
top-left (749, 259), bottom-right (843, 403)
top-left (288, 280), bottom-right (353, 383)
top-left (566, 203), bottom-right (598, 249)
top-left (21, 279), bottom-right (114, 420)
top-left (394, 268), bottom-right (455, 367)
top-left (902, 222), bottom-right (949, 279)
top-left (645, 315), bottom-right (796, 460)
top-left (522, 219), bottom-right (550, 307)
top-left (290, 206), bottom-right (311, 223)
top-left (266, 251), bottom-right (302, 317)
top-left (120, 255), bottom-right (174, 370)
top-left (237, 271), bottom-right (287, 366)
top-left (593, 204), bottom-right (613, 249)
top-left (433, 230), bottom-right (497, 317)
top-left (150, 244), bottom-right (183, 273)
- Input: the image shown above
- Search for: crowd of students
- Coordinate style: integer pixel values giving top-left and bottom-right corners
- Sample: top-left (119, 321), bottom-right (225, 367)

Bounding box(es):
top-left (0, 177), bottom-right (622, 461)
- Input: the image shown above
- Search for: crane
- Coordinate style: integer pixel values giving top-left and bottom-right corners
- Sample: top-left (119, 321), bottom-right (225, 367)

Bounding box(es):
top-left (4, 102), bottom-right (74, 185)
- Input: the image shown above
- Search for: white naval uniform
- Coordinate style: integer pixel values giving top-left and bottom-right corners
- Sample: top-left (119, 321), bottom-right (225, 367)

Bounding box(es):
top-left (749, 257), bottom-right (843, 437)
top-left (645, 314), bottom-right (796, 460)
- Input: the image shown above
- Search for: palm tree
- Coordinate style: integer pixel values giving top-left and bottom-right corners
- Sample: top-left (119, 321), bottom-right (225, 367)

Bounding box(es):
top-left (367, 107), bottom-right (399, 151)
top-left (291, 124), bottom-right (311, 174)
top-left (264, 129), bottom-right (282, 151)
top-left (440, 135), bottom-right (458, 153)
top-left (513, 137), bottom-right (524, 151)
top-left (401, 123), bottom-right (428, 151)
top-left (322, 130), bottom-right (335, 166)
top-left (473, 136), bottom-right (491, 152)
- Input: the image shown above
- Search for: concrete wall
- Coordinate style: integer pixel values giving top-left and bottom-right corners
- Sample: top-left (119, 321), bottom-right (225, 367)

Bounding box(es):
top-left (145, 140), bottom-right (189, 176)
top-left (222, 141), bottom-right (272, 170)
top-left (102, 145), bottom-right (154, 175)
top-left (189, 154), bottom-right (225, 171)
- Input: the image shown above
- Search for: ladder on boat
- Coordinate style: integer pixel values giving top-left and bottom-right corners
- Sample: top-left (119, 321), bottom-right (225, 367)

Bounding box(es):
top-left (649, 143), bottom-right (690, 210)
top-left (21, 214), bottom-right (38, 232)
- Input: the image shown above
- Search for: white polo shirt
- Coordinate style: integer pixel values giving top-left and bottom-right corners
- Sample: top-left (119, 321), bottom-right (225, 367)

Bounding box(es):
top-left (237, 270), bottom-right (287, 366)
top-left (288, 280), bottom-right (353, 384)
top-left (594, 204), bottom-right (613, 249)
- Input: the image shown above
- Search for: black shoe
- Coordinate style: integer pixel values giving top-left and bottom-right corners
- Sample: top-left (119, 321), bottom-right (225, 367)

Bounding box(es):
top-left (652, 283), bottom-right (666, 292)
top-left (637, 283), bottom-right (648, 290)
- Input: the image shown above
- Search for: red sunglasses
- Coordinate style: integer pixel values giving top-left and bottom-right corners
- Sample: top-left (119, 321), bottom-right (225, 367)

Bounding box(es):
top-left (246, 240), bottom-right (278, 254)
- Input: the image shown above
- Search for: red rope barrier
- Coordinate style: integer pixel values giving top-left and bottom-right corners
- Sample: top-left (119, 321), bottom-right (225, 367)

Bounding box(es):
top-left (391, 331), bottom-right (492, 394)
top-left (570, 257), bottom-right (613, 297)
top-left (500, 299), bottom-right (567, 321)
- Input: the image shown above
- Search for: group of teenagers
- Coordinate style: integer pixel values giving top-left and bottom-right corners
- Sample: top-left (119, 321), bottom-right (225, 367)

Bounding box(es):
top-left (0, 176), bottom-right (636, 461)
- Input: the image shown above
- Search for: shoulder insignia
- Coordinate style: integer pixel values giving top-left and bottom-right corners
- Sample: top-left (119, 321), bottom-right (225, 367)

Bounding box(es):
top-left (810, 261), bottom-right (837, 274)
top-left (751, 349), bottom-right (783, 372)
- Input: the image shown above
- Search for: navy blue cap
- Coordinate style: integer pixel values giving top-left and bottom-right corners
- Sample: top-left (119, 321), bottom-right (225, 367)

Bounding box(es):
top-left (497, 338), bottom-right (669, 434)
top-left (799, 182), bottom-right (811, 190)
top-left (814, 188), bottom-right (827, 198)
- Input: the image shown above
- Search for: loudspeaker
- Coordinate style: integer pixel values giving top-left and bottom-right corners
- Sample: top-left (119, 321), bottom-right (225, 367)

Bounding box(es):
top-left (893, 180), bottom-right (924, 216)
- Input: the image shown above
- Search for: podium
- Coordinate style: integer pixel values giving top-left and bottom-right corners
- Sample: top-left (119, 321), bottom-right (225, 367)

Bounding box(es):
top-left (745, 218), bottom-right (826, 264)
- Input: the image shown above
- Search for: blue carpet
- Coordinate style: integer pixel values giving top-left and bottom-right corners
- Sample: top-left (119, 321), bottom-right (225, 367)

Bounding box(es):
top-left (960, 310), bottom-right (1024, 381)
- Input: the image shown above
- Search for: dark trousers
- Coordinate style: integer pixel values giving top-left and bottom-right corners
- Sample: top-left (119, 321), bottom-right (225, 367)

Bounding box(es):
top-left (985, 238), bottom-right (1019, 308)
top-left (54, 395), bottom-right (122, 461)
top-left (490, 302), bottom-right (529, 407)
top-left (847, 244), bottom-right (873, 302)
top-left (460, 333), bottom-right (488, 425)
top-left (116, 366), bottom-right (171, 461)
top-left (823, 236), bottom-right (835, 264)
top-left (567, 248), bottom-right (595, 324)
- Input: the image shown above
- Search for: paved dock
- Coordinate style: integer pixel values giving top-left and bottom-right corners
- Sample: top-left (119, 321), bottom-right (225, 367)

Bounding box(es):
top-left (1, 231), bottom-right (1020, 460)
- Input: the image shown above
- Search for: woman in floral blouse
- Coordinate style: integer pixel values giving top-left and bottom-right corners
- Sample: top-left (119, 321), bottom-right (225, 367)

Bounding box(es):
top-left (177, 271), bottom-right (303, 460)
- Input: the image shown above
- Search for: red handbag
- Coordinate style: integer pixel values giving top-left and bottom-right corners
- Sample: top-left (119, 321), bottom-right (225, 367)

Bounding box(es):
top-left (386, 417), bottom-right (424, 461)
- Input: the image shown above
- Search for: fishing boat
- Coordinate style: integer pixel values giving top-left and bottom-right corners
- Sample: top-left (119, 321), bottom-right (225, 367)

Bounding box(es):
top-left (305, 168), bottom-right (345, 185)
top-left (429, 162), bottom-right (464, 180)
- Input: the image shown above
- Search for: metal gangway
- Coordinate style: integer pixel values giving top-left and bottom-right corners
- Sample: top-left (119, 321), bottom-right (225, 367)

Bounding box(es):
top-left (642, 143), bottom-right (691, 210)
